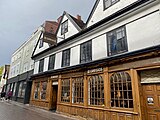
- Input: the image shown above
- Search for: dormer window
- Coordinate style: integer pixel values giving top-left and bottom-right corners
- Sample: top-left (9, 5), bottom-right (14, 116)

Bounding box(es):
top-left (61, 20), bottom-right (68, 35)
top-left (39, 39), bottom-right (43, 48)
top-left (103, 0), bottom-right (119, 10)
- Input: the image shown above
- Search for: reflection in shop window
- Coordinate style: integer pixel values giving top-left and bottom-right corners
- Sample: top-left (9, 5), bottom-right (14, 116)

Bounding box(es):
top-left (61, 79), bottom-right (70, 102)
top-left (34, 82), bottom-right (40, 99)
top-left (18, 81), bottom-right (26, 98)
top-left (110, 72), bottom-right (133, 108)
top-left (72, 77), bottom-right (84, 104)
top-left (88, 75), bottom-right (104, 106)
top-left (13, 83), bottom-right (17, 96)
top-left (40, 81), bottom-right (47, 100)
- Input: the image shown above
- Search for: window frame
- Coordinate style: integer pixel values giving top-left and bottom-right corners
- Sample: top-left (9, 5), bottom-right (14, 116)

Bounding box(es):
top-left (40, 81), bottom-right (47, 100)
top-left (107, 26), bottom-right (128, 56)
top-left (72, 77), bottom-right (84, 104)
top-left (61, 49), bottom-right (70, 67)
top-left (48, 54), bottom-right (55, 70)
top-left (110, 71), bottom-right (133, 109)
top-left (61, 79), bottom-right (70, 102)
top-left (88, 75), bottom-right (104, 106)
top-left (103, 0), bottom-right (120, 10)
top-left (61, 20), bottom-right (68, 35)
top-left (80, 40), bottom-right (92, 63)
top-left (39, 58), bottom-right (44, 73)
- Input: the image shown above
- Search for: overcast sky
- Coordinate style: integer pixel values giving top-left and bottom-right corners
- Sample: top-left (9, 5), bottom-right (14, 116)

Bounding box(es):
top-left (0, 0), bottom-right (96, 66)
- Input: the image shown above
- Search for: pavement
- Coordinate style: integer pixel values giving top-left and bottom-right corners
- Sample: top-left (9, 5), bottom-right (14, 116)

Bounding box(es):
top-left (0, 100), bottom-right (86, 120)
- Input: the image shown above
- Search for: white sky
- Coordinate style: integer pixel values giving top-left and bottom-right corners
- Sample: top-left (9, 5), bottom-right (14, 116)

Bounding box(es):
top-left (0, 0), bottom-right (96, 66)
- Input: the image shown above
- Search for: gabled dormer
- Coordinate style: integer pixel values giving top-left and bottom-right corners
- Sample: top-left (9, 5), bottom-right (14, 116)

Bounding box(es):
top-left (87, 0), bottom-right (141, 27)
top-left (32, 21), bottom-right (59, 57)
top-left (56, 11), bottom-right (85, 43)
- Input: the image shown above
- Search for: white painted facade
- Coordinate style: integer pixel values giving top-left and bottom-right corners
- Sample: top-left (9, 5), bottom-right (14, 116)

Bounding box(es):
top-left (8, 26), bottom-right (42, 78)
top-left (57, 12), bottom-right (81, 43)
top-left (33, 0), bottom-right (160, 75)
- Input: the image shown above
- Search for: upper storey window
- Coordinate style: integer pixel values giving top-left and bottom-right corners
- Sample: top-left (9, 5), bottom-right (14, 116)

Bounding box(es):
top-left (104, 0), bottom-right (119, 9)
top-left (61, 20), bottom-right (68, 35)
top-left (80, 41), bottom-right (92, 63)
top-left (62, 49), bottom-right (70, 67)
top-left (39, 39), bottom-right (43, 48)
top-left (107, 26), bottom-right (128, 56)
top-left (39, 59), bottom-right (44, 73)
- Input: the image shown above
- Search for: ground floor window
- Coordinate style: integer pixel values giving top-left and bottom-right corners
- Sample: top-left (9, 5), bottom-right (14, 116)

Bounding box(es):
top-left (72, 77), bottom-right (84, 104)
top-left (61, 79), bottom-right (70, 102)
top-left (18, 81), bottom-right (26, 98)
top-left (40, 81), bottom-right (47, 100)
top-left (13, 82), bottom-right (17, 96)
top-left (34, 82), bottom-right (40, 99)
top-left (88, 75), bottom-right (104, 106)
top-left (110, 72), bottom-right (133, 108)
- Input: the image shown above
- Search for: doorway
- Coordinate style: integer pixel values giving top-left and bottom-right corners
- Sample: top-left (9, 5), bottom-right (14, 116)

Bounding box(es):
top-left (141, 84), bottom-right (160, 120)
top-left (51, 85), bottom-right (58, 110)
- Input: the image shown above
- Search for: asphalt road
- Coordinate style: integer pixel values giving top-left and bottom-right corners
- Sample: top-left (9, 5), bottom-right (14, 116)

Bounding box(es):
top-left (0, 101), bottom-right (78, 120)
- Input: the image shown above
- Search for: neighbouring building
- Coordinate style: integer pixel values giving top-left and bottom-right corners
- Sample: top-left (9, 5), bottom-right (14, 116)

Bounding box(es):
top-left (0, 65), bottom-right (10, 93)
top-left (30, 0), bottom-right (160, 120)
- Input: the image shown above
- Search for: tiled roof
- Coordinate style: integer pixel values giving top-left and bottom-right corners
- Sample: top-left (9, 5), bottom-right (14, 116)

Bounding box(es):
top-left (69, 14), bottom-right (86, 29)
top-left (44, 21), bottom-right (59, 34)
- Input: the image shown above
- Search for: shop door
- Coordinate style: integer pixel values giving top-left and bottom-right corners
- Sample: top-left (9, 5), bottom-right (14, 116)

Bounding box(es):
top-left (52, 85), bottom-right (58, 110)
top-left (141, 84), bottom-right (160, 120)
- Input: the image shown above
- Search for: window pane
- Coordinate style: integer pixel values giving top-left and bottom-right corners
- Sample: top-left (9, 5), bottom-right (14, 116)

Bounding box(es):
top-left (34, 82), bottom-right (40, 99)
top-left (61, 20), bottom-right (68, 35)
top-left (72, 77), bottom-right (84, 104)
top-left (110, 72), bottom-right (133, 108)
top-left (40, 81), bottom-right (47, 100)
top-left (88, 75), bottom-right (104, 106)
top-left (48, 55), bottom-right (55, 70)
top-left (62, 49), bottom-right (70, 67)
top-left (107, 26), bottom-right (127, 56)
top-left (80, 41), bottom-right (92, 63)
top-left (39, 59), bottom-right (44, 73)
top-left (61, 79), bottom-right (70, 102)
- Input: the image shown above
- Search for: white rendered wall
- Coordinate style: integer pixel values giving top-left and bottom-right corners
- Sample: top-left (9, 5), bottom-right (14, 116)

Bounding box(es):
top-left (34, 61), bottom-right (39, 74)
top-left (54, 52), bottom-right (62, 69)
top-left (70, 45), bottom-right (80, 66)
top-left (44, 57), bottom-right (49, 72)
top-left (92, 35), bottom-right (107, 60)
top-left (87, 0), bottom-right (138, 27)
top-left (127, 11), bottom-right (160, 52)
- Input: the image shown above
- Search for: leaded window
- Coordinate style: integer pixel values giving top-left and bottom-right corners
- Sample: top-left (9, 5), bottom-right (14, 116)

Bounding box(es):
top-left (61, 20), bottom-right (68, 35)
top-left (34, 82), bottom-right (40, 99)
top-left (72, 77), bottom-right (84, 104)
top-left (48, 54), bottom-right (55, 70)
top-left (40, 81), bottom-right (47, 100)
top-left (88, 75), bottom-right (104, 106)
top-left (61, 79), bottom-right (70, 102)
top-left (107, 26), bottom-right (128, 56)
top-left (104, 0), bottom-right (119, 9)
top-left (62, 49), bottom-right (70, 67)
top-left (39, 59), bottom-right (44, 73)
top-left (39, 39), bottom-right (43, 48)
top-left (80, 41), bottom-right (92, 63)
top-left (110, 72), bottom-right (133, 108)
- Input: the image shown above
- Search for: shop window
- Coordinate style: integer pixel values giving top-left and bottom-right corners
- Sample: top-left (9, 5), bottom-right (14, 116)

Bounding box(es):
top-left (88, 75), bottom-right (104, 106)
top-left (40, 81), bottom-right (47, 100)
top-left (80, 40), bottom-right (92, 63)
top-left (13, 82), bottom-right (17, 96)
top-left (61, 20), bottom-right (68, 35)
top-left (110, 72), bottom-right (133, 108)
top-left (72, 77), bottom-right (84, 104)
top-left (107, 26), bottom-right (128, 56)
top-left (18, 81), bottom-right (26, 98)
top-left (34, 82), bottom-right (40, 99)
top-left (61, 79), bottom-right (70, 102)
top-left (62, 49), bottom-right (70, 67)
top-left (48, 54), bottom-right (55, 70)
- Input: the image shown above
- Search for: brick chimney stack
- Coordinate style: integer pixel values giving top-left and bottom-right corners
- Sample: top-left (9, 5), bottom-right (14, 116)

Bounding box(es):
top-left (77, 15), bottom-right (81, 21)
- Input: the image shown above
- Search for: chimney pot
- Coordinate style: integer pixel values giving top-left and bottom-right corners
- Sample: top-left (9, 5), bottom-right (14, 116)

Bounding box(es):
top-left (77, 15), bottom-right (81, 20)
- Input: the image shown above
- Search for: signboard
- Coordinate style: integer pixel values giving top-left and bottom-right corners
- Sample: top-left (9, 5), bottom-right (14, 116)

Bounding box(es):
top-left (87, 68), bottom-right (103, 74)
top-left (52, 82), bottom-right (58, 85)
